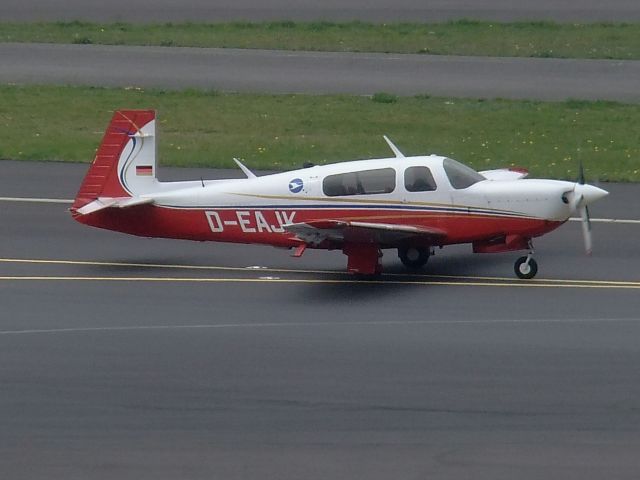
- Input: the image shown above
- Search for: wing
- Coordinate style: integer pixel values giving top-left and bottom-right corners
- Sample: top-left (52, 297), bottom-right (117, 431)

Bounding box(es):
top-left (284, 220), bottom-right (446, 246)
top-left (480, 167), bottom-right (529, 181)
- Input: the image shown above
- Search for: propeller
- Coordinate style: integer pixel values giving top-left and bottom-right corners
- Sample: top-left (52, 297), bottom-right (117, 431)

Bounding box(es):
top-left (577, 160), bottom-right (592, 255)
top-left (579, 200), bottom-right (593, 255)
top-left (578, 160), bottom-right (586, 186)
top-left (571, 161), bottom-right (608, 255)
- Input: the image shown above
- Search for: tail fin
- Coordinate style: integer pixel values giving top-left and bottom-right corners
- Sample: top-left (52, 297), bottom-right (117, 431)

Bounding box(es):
top-left (72, 110), bottom-right (158, 213)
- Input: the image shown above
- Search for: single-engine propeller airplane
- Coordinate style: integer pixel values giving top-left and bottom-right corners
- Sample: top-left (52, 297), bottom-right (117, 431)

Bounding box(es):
top-left (71, 110), bottom-right (608, 278)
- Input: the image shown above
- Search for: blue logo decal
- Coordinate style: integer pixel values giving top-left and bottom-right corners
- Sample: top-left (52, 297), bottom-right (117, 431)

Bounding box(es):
top-left (289, 178), bottom-right (304, 193)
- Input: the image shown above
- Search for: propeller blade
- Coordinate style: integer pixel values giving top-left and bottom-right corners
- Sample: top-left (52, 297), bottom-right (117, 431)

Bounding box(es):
top-left (573, 164), bottom-right (605, 256)
top-left (578, 160), bottom-right (586, 185)
top-left (580, 204), bottom-right (592, 255)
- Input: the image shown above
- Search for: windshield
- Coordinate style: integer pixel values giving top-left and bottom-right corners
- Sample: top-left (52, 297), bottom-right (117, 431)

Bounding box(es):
top-left (443, 158), bottom-right (485, 189)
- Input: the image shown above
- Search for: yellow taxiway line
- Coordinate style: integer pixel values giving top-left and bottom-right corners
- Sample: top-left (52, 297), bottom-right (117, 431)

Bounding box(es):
top-left (0, 275), bottom-right (639, 290)
top-left (0, 257), bottom-right (639, 288)
top-left (0, 257), bottom-right (332, 275)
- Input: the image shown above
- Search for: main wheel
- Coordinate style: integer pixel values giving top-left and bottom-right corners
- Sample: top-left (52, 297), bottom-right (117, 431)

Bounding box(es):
top-left (514, 256), bottom-right (538, 279)
top-left (398, 246), bottom-right (430, 269)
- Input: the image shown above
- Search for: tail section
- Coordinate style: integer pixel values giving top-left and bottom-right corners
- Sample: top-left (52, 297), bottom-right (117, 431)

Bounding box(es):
top-left (72, 110), bottom-right (158, 214)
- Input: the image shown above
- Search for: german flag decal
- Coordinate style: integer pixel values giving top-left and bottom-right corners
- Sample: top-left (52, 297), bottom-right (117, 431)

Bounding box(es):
top-left (136, 165), bottom-right (153, 176)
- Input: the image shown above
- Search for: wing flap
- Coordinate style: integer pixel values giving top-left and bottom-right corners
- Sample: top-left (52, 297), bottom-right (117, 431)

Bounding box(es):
top-left (284, 220), bottom-right (446, 246)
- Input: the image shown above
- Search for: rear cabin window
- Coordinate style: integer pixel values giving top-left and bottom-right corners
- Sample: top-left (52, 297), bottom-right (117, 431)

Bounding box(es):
top-left (443, 158), bottom-right (485, 189)
top-left (404, 166), bottom-right (437, 192)
top-left (323, 168), bottom-right (396, 197)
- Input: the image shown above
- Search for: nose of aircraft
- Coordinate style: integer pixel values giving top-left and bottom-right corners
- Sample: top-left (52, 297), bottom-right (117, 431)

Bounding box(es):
top-left (574, 183), bottom-right (609, 205)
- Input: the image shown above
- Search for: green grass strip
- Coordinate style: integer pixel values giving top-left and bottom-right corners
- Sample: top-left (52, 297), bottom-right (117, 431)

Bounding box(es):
top-left (0, 85), bottom-right (638, 181)
top-left (1, 20), bottom-right (640, 60)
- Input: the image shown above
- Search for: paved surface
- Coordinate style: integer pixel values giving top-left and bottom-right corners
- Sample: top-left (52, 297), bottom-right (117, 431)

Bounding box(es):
top-left (3, 0), bottom-right (640, 22)
top-left (2, 43), bottom-right (640, 102)
top-left (1, 160), bottom-right (639, 479)
top-left (3, 0), bottom-right (639, 475)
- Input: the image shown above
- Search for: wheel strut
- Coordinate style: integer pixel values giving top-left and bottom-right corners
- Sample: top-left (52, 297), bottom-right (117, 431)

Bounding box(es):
top-left (514, 242), bottom-right (538, 279)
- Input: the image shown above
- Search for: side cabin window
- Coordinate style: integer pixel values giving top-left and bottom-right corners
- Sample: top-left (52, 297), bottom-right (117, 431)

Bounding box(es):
top-left (404, 166), bottom-right (437, 192)
top-left (323, 168), bottom-right (396, 197)
top-left (443, 158), bottom-right (485, 189)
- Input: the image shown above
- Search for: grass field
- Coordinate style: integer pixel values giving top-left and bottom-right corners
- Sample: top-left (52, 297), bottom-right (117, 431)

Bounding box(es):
top-left (0, 85), bottom-right (638, 181)
top-left (1, 20), bottom-right (639, 60)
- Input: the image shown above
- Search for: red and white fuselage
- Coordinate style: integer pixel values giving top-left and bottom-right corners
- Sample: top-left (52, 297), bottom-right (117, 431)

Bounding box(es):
top-left (71, 110), bottom-right (608, 276)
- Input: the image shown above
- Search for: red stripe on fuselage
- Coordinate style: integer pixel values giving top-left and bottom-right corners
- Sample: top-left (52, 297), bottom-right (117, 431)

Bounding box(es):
top-left (73, 205), bottom-right (565, 249)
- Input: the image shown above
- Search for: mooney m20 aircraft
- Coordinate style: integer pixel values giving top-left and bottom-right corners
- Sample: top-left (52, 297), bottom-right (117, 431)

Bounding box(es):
top-left (71, 110), bottom-right (608, 278)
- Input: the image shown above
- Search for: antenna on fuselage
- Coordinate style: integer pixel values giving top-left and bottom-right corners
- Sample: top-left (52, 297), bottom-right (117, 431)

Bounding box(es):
top-left (233, 158), bottom-right (257, 179)
top-left (383, 135), bottom-right (405, 158)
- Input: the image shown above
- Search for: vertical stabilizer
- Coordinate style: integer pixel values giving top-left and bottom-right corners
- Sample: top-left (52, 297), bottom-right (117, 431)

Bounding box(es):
top-left (72, 110), bottom-right (158, 211)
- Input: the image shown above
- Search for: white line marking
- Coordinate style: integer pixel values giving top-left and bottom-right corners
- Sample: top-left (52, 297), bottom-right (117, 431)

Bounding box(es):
top-left (0, 196), bottom-right (73, 204)
top-left (0, 317), bottom-right (638, 336)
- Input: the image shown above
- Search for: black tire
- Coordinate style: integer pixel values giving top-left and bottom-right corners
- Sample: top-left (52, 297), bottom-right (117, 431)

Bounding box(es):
top-left (398, 246), bottom-right (430, 268)
top-left (514, 256), bottom-right (538, 279)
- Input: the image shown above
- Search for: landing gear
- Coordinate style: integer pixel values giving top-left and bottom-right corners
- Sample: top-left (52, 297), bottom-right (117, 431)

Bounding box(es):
top-left (343, 243), bottom-right (382, 276)
top-left (398, 246), bottom-right (430, 269)
top-left (514, 253), bottom-right (538, 279)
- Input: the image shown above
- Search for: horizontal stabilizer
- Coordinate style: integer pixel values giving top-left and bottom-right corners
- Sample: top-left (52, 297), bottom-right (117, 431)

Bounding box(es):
top-left (75, 196), bottom-right (154, 215)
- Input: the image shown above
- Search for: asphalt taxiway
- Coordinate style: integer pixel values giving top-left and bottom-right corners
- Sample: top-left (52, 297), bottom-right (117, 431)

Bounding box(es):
top-left (2, 43), bottom-right (639, 102)
top-left (1, 160), bottom-right (639, 479)
top-left (3, 0), bottom-right (640, 22)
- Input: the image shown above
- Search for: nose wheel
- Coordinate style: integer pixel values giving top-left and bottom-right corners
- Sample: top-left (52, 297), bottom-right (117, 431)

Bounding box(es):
top-left (514, 253), bottom-right (538, 279)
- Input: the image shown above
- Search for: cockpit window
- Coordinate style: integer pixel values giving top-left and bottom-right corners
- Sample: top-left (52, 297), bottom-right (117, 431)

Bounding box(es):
top-left (405, 166), bottom-right (437, 192)
top-left (323, 168), bottom-right (396, 197)
top-left (443, 158), bottom-right (485, 189)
